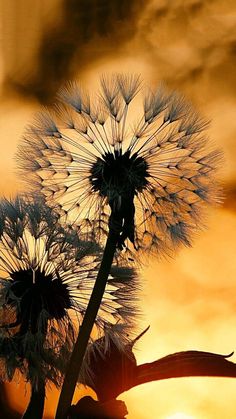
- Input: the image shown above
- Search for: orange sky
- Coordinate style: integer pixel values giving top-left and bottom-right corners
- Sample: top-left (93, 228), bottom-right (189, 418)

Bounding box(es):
top-left (1, 1), bottom-right (236, 418)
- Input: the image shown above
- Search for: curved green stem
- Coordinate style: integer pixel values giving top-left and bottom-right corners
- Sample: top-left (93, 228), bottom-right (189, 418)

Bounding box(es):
top-left (55, 230), bottom-right (118, 419)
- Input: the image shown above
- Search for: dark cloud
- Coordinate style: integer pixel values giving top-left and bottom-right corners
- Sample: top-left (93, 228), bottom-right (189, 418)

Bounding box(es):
top-left (3, 0), bottom-right (236, 105)
top-left (2, 0), bottom-right (146, 103)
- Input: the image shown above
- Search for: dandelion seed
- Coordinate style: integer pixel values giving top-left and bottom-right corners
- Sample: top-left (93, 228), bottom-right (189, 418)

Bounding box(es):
top-left (17, 74), bottom-right (222, 259)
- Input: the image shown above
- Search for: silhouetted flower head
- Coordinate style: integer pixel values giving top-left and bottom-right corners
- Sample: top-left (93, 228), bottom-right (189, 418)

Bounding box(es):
top-left (17, 74), bottom-right (222, 257)
top-left (0, 196), bottom-right (139, 387)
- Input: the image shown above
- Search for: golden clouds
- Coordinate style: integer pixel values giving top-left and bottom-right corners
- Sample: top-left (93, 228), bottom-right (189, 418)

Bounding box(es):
top-left (133, 0), bottom-right (236, 98)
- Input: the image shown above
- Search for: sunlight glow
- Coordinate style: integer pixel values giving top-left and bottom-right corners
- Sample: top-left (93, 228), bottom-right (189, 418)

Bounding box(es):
top-left (165, 413), bottom-right (196, 419)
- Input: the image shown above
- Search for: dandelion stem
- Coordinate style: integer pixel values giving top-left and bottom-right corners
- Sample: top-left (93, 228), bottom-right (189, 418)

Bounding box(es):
top-left (21, 379), bottom-right (45, 419)
top-left (55, 229), bottom-right (118, 419)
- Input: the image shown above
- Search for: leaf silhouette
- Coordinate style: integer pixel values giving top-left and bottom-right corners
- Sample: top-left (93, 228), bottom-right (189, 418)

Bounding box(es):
top-left (133, 350), bottom-right (236, 388)
top-left (81, 328), bottom-right (236, 400)
top-left (81, 327), bottom-right (149, 401)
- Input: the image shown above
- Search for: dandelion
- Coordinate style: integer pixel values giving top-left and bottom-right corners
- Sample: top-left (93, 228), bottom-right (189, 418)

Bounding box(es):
top-left (0, 196), bottom-right (139, 419)
top-left (16, 74), bottom-right (222, 418)
top-left (17, 74), bottom-right (222, 257)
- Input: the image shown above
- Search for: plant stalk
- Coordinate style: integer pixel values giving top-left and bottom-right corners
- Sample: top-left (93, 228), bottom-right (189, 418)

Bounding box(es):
top-left (21, 379), bottom-right (45, 419)
top-left (55, 229), bottom-right (118, 419)
top-left (20, 318), bottom-right (48, 419)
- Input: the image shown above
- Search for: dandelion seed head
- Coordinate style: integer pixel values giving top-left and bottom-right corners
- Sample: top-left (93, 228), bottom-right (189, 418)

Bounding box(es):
top-left (16, 74), bottom-right (223, 259)
top-left (7, 268), bottom-right (71, 330)
top-left (90, 149), bottom-right (149, 204)
top-left (0, 196), bottom-right (139, 387)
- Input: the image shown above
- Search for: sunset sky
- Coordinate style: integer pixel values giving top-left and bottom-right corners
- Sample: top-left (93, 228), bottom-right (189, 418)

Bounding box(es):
top-left (1, 1), bottom-right (236, 418)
